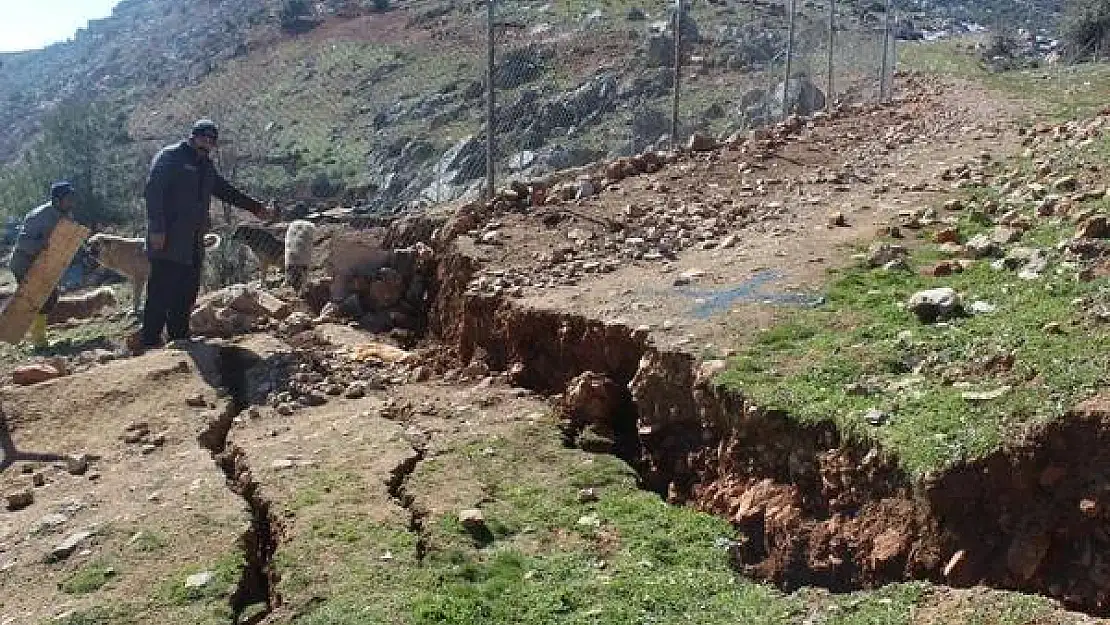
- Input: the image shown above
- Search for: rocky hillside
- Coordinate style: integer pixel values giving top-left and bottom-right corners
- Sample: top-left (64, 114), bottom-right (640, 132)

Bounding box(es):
top-left (0, 0), bottom-right (276, 162)
top-left (0, 0), bottom-right (1065, 219)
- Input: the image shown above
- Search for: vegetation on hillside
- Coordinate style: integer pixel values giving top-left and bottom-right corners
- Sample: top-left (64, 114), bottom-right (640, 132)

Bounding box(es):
top-left (1061, 0), bottom-right (1110, 58)
top-left (0, 99), bottom-right (144, 228)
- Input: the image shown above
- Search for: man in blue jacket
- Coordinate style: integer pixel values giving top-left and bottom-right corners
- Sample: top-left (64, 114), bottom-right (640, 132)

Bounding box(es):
top-left (138, 119), bottom-right (272, 349)
top-left (7, 181), bottom-right (79, 349)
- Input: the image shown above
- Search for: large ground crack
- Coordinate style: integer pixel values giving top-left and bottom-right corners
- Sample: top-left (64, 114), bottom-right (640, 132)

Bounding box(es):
top-left (386, 417), bottom-right (429, 562)
top-left (195, 345), bottom-right (284, 624)
top-left (423, 248), bottom-right (1110, 616)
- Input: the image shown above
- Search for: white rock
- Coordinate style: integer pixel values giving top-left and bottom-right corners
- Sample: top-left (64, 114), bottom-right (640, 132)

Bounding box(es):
top-left (907, 288), bottom-right (962, 323)
top-left (185, 571), bottom-right (215, 589)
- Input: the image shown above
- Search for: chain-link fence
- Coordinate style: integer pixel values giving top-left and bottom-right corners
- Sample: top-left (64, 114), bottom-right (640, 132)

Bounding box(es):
top-left (484, 0), bottom-right (899, 197)
top-left (111, 0), bottom-right (910, 221)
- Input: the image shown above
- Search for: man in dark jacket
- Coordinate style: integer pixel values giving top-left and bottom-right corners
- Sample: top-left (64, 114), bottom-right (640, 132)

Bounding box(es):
top-left (138, 119), bottom-right (271, 349)
top-left (7, 181), bottom-right (79, 349)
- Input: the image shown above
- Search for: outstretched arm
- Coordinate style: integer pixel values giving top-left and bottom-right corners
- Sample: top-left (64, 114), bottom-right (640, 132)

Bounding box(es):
top-left (213, 173), bottom-right (268, 220)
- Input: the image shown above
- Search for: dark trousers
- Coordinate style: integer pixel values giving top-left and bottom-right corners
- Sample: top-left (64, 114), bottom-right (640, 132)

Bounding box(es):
top-left (141, 258), bottom-right (201, 345)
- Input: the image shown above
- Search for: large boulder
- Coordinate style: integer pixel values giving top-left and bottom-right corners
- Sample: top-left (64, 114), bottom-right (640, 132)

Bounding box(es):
top-left (907, 288), bottom-right (962, 324)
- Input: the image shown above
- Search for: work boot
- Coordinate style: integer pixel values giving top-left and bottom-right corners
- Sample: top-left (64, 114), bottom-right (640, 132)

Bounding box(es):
top-left (29, 314), bottom-right (48, 350)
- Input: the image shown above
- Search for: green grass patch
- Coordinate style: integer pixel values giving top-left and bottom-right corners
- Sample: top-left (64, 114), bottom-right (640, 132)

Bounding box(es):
top-left (48, 605), bottom-right (140, 625)
top-left (287, 469), bottom-right (369, 511)
top-left (126, 529), bottom-right (170, 553)
top-left (720, 217), bottom-right (1110, 476)
top-left (823, 583), bottom-right (928, 625)
top-left (151, 551), bottom-right (243, 607)
top-left (900, 39), bottom-right (1110, 120)
top-left (59, 560), bottom-right (118, 595)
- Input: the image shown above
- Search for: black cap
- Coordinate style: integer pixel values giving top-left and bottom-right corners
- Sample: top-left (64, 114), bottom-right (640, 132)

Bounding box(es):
top-left (190, 119), bottom-right (219, 139)
top-left (50, 181), bottom-right (75, 201)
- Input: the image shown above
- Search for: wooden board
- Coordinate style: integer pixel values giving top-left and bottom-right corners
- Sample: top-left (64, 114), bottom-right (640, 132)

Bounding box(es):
top-left (0, 218), bottom-right (89, 344)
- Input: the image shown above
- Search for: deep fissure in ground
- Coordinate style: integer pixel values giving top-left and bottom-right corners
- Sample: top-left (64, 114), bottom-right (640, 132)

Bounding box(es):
top-left (195, 345), bottom-right (285, 623)
top-left (387, 435), bottom-right (429, 562)
top-left (423, 249), bottom-right (1110, 616)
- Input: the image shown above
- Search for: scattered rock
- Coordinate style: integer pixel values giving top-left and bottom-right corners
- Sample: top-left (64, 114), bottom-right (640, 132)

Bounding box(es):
top-left (907, 288), bottom-right (962, 323)
top-left (411, 366), bottom-right (432, 383)
top-left (1053, 175), bottom-right (1078, 192)
top-left (65, 454), bottom-right (90, 476)
top-left (459, 508), bottom-right (485, 529)
top-left (576, 513), bottom-right (601, 527)
top-left (1077, 216), bottom-right (1109, 239)
top-left (562, 372), bottom-right (622, 428)
top-left (990, 225), bottom-right (1021, 245)
top-left (961, 386), bottom-right (1012, 402)
top-left (968, 301), bottom-right (996, 315)
top-left (924, 261), bottom-right (962, 277)
top-left (12, 364), bottom-right (61, 386)
top-left (866, 243), bottom-right (908, 268)
top-left (686, 132), bottom-right (718, 152)
top-left (578, 488), bottom-right (599, 503)
top-left (935, 227), bottom-right (960, 244)
top-left (882, 258), bottom-right (910, 272)
top-left (303, 390), bottom-right (328, 407)
top-left (34, 513), bottom-right (69, 533)
top-left (964, 234), bottom-right (999, 259)
top-left (279, 312), bottom-right (314, 335)
top-left (343, 382), bottom-right (367, 399)
top-left (827, 211), bottom-right (847, 227)
top-left (5, 488), bottom-right (34, 511)
top-left (185, 571), bottom-right (215, 589)
top-left (185, 394), bottom-right (207, 408)
top-left (479, 230), bottom-right (504, 246)
top-left (864, 408), bottom-right (888, 426)
top-left (49, 530), bottom-right (93, 562)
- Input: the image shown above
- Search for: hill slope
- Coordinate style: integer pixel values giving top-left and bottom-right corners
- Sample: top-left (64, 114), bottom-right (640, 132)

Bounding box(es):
top-left (0, 0), bottom-right (1066, 219)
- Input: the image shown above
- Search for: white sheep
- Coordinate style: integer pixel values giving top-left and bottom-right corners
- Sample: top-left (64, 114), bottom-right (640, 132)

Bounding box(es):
top-left (284, 219), bottom-right (316, 292)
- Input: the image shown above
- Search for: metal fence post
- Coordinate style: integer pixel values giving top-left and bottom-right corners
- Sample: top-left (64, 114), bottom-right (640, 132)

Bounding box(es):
top-left (671, 0), bottom-right (682, 149)
top-left (889, 1), bottom-right (897, 100)
top-left (880, 0), bottom-right (892, 102)
top-left (782, 0), bottom-right (797, 119)
top-left (826, 0), bottom-right (835, 112)
top-left (485, 0), bottom-right (496, 200)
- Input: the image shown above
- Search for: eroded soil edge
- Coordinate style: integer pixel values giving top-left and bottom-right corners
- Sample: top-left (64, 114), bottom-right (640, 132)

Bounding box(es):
top-left (427, 248), bottom-right (1110, 616)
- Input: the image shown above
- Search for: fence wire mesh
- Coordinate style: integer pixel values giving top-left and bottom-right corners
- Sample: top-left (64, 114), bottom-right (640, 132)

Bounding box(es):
top-left (482, 0), bottom-right (897, 196)
top-left (7, 0), bottom-right (904, 230)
